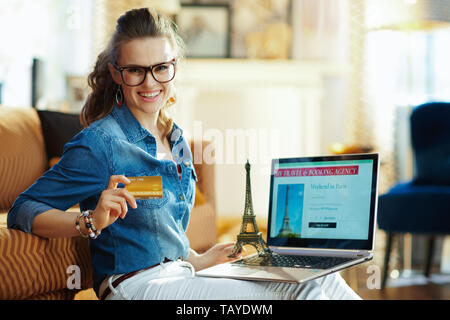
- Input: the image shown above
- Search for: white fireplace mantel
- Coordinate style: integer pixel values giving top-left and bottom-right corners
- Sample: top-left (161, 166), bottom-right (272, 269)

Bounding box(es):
top-left (177, 59), bottom-right (347, 89)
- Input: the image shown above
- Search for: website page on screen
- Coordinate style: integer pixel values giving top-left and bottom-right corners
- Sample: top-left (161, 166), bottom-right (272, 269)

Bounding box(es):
top-left (270, 159), bottom-right (373, 240)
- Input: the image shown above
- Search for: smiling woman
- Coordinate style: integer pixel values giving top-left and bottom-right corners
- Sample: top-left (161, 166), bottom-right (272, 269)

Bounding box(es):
top-left (7, 7), bottom-right (361, 301)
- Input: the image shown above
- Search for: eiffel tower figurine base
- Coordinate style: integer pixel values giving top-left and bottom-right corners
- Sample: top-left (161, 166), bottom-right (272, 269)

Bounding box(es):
top-left (228, 231), bottom-right (272, 258)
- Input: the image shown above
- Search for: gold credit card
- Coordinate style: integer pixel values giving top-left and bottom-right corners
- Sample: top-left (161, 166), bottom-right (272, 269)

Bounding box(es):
top-left (125, 176), bottom-right (163, 199)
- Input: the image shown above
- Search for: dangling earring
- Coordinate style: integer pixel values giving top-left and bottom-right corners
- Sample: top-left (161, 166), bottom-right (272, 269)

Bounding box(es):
top-left (115, 85), bottom-right (123, 107)
top-left (166, 97), bottom-right (176, 107)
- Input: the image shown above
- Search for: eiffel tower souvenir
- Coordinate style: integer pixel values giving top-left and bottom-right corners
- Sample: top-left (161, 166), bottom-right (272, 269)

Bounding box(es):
top-left (228, 160), bottom-right (271, 258)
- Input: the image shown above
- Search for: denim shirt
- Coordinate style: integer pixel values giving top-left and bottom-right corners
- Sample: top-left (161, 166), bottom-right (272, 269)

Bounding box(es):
top-left (7, 104), bottom-right (197, 296)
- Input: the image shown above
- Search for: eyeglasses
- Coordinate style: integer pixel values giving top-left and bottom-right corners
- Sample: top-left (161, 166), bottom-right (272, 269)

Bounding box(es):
top-left (112, 58), bottom-right (176, 86)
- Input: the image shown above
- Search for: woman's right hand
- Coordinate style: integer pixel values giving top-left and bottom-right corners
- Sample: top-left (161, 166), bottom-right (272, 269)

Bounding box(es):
top-left (92, 175), bottom-right (137, 231)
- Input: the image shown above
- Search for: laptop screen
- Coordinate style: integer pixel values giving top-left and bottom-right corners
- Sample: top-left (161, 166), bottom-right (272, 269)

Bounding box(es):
top-left (267, 153), bottom-right (378, 250)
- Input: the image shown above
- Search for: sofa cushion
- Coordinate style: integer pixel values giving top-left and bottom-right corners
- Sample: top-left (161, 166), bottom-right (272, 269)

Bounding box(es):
top-left (0, 228), bottom-right (92, 299)
top-left (0, 107), bottom-right (48, 210)
top-left (37, 110), bottom-right (83, 160)
top-left (194, 188), bottom-right (206, 206)
top-left (28, 288), bottom-right (78, 300)
top-left (0, 212), bottom-right (6, 228)
top-left (185, 202), bottom-right (217, 252)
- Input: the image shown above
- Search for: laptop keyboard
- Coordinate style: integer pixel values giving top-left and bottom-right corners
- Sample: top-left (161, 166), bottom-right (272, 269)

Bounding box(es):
top-left (232, 253), bottom-right (355, 269)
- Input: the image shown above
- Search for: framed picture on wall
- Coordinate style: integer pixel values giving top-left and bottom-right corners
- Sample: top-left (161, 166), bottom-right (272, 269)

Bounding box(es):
top-left (176, 4), bottom-right (231, 58)
top-left (230, 0), bottom-right (293, 59)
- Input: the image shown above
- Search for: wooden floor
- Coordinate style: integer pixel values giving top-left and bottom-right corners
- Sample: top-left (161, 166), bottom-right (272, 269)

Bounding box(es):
top-left (340, 264), bottom-right (450, 300)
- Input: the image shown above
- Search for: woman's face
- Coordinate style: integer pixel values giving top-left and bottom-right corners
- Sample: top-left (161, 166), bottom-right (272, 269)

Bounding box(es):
top-left (109, 36), bottom-right (176, 118)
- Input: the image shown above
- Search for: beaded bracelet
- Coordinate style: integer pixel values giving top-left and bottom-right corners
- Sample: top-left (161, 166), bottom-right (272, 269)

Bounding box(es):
top-left (75, 213), bottom-right (89, 238)
top-left (75, 210), bottom-right (101, 239)
top-left (82, 210), bottom-right (101, 239)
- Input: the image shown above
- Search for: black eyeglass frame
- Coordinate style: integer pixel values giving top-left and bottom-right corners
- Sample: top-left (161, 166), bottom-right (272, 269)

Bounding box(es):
top-left (112, 58), bottom-right (177, 86)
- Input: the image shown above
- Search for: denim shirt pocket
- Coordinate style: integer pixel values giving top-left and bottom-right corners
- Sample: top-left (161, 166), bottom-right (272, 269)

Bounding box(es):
top-left (136, 189), bottom-right (168, 209)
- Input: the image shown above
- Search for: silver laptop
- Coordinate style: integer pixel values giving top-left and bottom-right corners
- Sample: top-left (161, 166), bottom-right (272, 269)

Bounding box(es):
top-left (196, 153), bottom-right (379, 283)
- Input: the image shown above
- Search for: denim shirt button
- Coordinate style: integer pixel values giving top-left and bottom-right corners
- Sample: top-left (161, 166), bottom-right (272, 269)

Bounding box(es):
top-left (184, 161), bottom-right (190, 167)
top-left (179, 195), bottom-right (185, 201)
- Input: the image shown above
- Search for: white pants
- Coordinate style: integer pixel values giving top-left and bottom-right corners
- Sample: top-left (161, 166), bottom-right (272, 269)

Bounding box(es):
top-left (103, 260), bottom-right (361, 300)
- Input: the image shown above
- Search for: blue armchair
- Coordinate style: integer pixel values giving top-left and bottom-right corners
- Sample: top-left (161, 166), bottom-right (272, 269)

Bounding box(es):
top-left (377, 102), bottom-right (450, 289)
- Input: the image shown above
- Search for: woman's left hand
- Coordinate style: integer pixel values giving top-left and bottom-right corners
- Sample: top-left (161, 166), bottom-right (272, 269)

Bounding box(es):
top-left (187, 243), bottom-right (243, 271)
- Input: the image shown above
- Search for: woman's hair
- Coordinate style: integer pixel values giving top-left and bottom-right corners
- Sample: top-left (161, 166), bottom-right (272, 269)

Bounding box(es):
top-left (81, 8), bottom-right (185, 136)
